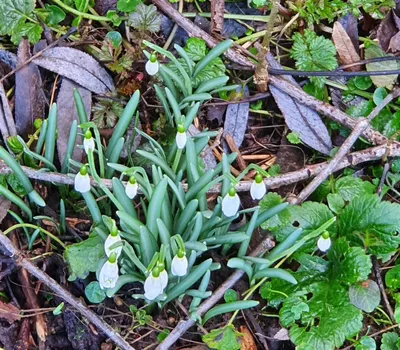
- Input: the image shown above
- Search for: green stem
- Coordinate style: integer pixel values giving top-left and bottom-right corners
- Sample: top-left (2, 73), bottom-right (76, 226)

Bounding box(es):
top-left (172, 149), bottom-right (182, 174)
top-left (3, 223), bottom-right (65, 248)
top-left (183, 12), bottom-right (269, 22)
top-left (50, 0), bottom-right (110, 22)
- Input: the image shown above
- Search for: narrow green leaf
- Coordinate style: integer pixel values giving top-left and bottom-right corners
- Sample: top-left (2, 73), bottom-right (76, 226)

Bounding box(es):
top-left (146, 177), bottom-right (168, 238)
top-left (227, 258), bottom-right (253, 280)
top-left (252, 268), bottom-right (297, 284)
top-left (112, 178), bottom-right (137, 219)
top-left (203, 300), bottom-right (258, 324)
top-left (193, 40), bottom-right (232, 77)
top-left (44, 103), bottom-right (57, 164)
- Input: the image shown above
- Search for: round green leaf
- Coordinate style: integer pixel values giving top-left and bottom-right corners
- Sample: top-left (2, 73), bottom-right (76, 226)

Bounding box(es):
top-left (355, 336), bottom-right (376, 350)
top-left (224, 289), bottom-right (238, 303)
top-left (373, 87), bottom-right (388, 106)
top-left (106, 31), bottom-right (122, 48)
top-left (85, 281), bottom-right (107, 304)
top-left (354, 76), bottom-right (372, 91)
top-left (349, 279), bottom-right (380, 313)
top-left (385, 265), bottom-right (400, 289)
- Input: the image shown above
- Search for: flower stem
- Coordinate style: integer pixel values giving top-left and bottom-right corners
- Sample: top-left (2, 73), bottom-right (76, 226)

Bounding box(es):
top-left (50, 0), bottom-right (110, 22)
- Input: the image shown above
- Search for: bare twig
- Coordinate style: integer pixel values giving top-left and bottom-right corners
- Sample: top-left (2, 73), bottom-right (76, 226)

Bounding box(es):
top-left (156, 237), bottom-right (275, 350)
top-left (0, 231), bottom-right (135, 350)
top-left (377, 162), bottom-right (390, 197)
top-left (289, 91), bottom-right (399, 204)
top-left (210, 0), bottom-right (224, 35)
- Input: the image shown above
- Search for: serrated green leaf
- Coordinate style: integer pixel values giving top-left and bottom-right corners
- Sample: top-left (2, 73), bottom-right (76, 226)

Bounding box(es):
top-left (287, 132), bottom-right (302, 144)
top-left (280, 296), bottom-right (309, 327)
top-left (334, 176), bottom-right (373, 201)
top-left (184, 38), bottom-right (207, 61)
top-left (11, 21), bottom-right (42, 44)
top-left (385, 265), bottom-right (400, 289)
top-left (339, 194), bottom-right (400, 255)
top-left (64, 235), bottom-right (105, 281)
top-left (128, 4), bottom-right (161, 33)
top-left (202, 325), bottom-right (242, 350)
top-left (117, 0), bottom-right (142, 12)
top-left (349, 280), bottom-right (380, 312)
top-left (290, 30), bottom-right (337, 88)
top-left (381, 332), bottom-right (400, 350)
top-left (327, 193), bottom-right (344, 214)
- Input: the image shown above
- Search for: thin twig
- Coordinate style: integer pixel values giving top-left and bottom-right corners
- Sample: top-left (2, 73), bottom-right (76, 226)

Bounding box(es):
top-left (290, 91), bottom-right (399, 204)
top-left (156, 237), bottom-right (275, 350)
top-left (0, 232), bottom-right (135, 350)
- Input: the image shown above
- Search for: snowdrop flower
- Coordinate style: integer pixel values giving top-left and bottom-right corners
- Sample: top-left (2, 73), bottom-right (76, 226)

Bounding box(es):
top-left (221, 187), bottom-right (240, 217)
top-left (125, 176), bottom-right (138, 199)
top-left (83, 129), bottom-right (95, 154)
top-left (317, 231), bottom-right (331, 252)
top-left (159, 266), bottom-right (169, 290)
top-left (99, 253), bottom-right (119, 289)
top-left (144, 267), bottom-right (165, 301)
top-left (145, 53), bottom-right (159, 76)
top-left (74, 165), bottom-right (90, 193)
top-left (104, 225), bottom-right (122, 258)
top-left (176, 124), bottom-right (187, 149)
top-left (171, 251), bottom-right (188, 277)
top-left (250, 173), bottom-right (266, 200)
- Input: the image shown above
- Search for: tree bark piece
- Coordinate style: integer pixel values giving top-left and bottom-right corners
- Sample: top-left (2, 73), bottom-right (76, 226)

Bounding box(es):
top-left (210, 0), bottom-right (224, 35)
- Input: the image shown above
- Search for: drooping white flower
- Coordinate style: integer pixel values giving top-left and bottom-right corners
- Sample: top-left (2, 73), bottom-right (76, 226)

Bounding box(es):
top-left (74, 166), bottom-right (90, 193)
top-left (99, 253), bottom-right (119, 289)
top-left (125, 176), bottom-right (138, 199)
top-left (317, 232), bottom-right (331, 252)
top-left (83, 129), bottom-right (95, 154)
top-left (176, 124), bottom-right (187, 149)
top-left (250, 173), bottom-right (266, 200)
top-left (144, 268), bottom-right (164, 301)
top-left (145, 54), bottom-right (159, 76)
top-left (159, 269), bottom-right (168, 290)
top-left (104, 226), bottom-right (122, 258)
top-left (171, 254), bottom-right (188, 277)
top-left (221, 187), bottom-right (240, 217)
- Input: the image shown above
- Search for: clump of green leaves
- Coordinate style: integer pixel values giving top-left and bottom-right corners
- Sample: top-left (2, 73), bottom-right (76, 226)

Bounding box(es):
top-left (98, 32), bottom-right (133, 74)
top-left (290, 0), bottom-right (394, 24)
top-left (290, 30), bottom-right (338, 89)
top-left (128, 3), bottom-right (162, 33)
top-left (202, 325), bottom-right (243, 350)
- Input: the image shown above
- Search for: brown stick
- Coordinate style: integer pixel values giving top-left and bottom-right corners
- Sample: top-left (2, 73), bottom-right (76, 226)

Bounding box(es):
top-left (156, 237), bottom-right (275, 350)
top-left (210, 0), bottom-right (224, 35)
top-left (0, 232), bottom-right (135, 350)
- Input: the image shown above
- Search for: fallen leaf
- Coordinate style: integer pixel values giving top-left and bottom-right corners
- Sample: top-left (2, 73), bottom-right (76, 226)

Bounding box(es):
top-left (273, 328), bottom-right (290, 341)
top-left (377, 10), bottom-right (400, 52)
top-left (239, 326), bottom-right (257, 350)
top-left (338, 14), bottom-right (359, 55)
top-left (332, 22), bottom-right (360, 71)
top-left (365, 44), bottom-right (398, 88)
top-left (389, 32), bottom-right (400, 52)
top-left (0, 300), bottom-right (21, 324)
top-left (0, 82), bottom-right (17, 138)
top-left (33, 47), bottom-right (115, 94)
top-left (267, 53), bottom-right (333, 155)
top-left (57, 79), bottom-right (92, 167)
top-left (0, 196), bottom-right (11, 223)
top-left (15, 40), bottom-right (46, 136)
top-left (0, 49), bottom-right (17, 69)
top-left (223, 86), bottom-right (249, 152)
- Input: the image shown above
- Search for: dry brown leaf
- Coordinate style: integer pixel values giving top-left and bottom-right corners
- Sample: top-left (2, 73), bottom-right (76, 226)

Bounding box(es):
top-left (239, 326), bottom-right (257, 350)
top-left (0, 300), bottom-right (21, 324)
top-left (332, 22), bottom-right (360, 71)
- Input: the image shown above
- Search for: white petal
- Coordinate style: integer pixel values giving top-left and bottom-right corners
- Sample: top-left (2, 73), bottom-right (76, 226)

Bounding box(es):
top-left (176, 131), bottom-right (187, 149)
top-left (317, 236), bottom-right (331, 252)
top-left (250, 181), bottom-right (266, 200)
top-left (104, 234), bottom-right (122, 258)
top-left (145, 60), bottom-right (159, 76)
top-left (74, 173), bottom-right (91, 193)
top-left (84, 137), bottom-right (95, 154)
top-left (221, 193), bottom-right (240, 217)
top-left (99, 260), bottom-right (119, 289)
top-left (144, 274), bottom-right (164, 300)
top-left (159, 270), bottom-right (169, 290)
top-left (125, 182), bottom-right (138, 199)
top-left (171, 255), bottom-right (188, 277)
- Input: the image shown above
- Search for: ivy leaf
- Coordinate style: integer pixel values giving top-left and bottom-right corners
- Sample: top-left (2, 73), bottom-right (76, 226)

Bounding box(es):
top-left (355, 336), bottom-right (376, 350)
top-left (349, 280), bottom-right (380, 312)
top-left (290, 30), bottom-right (338, 88)
top-left (184, 38), bottom-right (207, 61)
top-left (381, 332), bottom-right (400, 350)
top-left (339, 194), bottom-right (400, 255)
top-left (202, 325), bottom-right (242, 350)
top-left (128, 4), bottom-right (162, 33)
top-left (64, 235), bottom-right (105, 281)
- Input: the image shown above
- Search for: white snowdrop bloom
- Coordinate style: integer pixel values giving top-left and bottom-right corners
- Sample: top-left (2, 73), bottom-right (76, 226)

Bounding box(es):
top-left (221, 187), bottom-right (240, 217)
top-left (145, 54), bottom-right (159, 76)
top-left (83, 130), bottom-right (95, 154)
top-left (99, 254), bottom-right (119, 289)
top-left (171, 254), bottom-right (188, 277)
top-left (176, 124), bottom-right (187, 149)
top-left (159, 269), bottom-right (169, 290)
top-left (317, 232), bottom-right (331, 252)
top-left (104, 227), bottom-right (122, 258)
top-left (144, 268), bottom-right (164, 300)
top-left (74, 166), bottom-right (90, 193)
top-left (250, 173), bottom-right (266, 200)
top-left (125, 176), bottom-right (138, 199)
